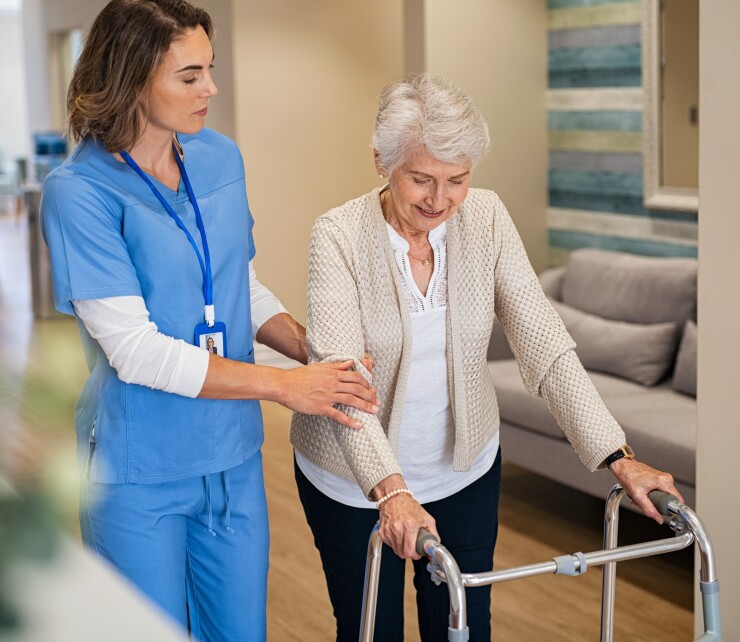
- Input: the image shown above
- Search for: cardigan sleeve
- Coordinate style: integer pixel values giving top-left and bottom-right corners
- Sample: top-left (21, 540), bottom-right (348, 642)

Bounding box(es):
top-left (295, 216), bottom-right (402, 497)
top-left (488, 196), bottom-right (624, 469)
top-left (490, 200), bottom-right (576, 396)
top-left (539, 350), bottom-right (626, 471)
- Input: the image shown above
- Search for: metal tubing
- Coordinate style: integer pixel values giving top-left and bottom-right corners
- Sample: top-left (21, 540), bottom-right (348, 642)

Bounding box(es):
top-left (433, 533), bottom-right (693, 588)
top-left (428, 545), bottom-right (468, 635)
top-left (358, 524), bottom-right (383, 642)
top-left (359, 524), bottom-right (470, 641)
top-left (600, 485), bottom-right (626, 642)
top-left (674, 505), bottom-right (718, 583)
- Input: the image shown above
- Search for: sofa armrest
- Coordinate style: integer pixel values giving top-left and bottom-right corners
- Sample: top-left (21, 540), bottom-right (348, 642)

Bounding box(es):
top-left (539, 266), bottom-right (565, 301)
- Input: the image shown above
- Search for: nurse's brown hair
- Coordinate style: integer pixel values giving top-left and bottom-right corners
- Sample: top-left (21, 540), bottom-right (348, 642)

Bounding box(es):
top-left (66, 0), bottom-right (213, 153)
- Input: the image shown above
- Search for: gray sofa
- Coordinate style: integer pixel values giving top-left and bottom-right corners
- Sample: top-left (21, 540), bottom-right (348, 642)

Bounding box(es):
top-left (487, 248), bottom-right (698, 507)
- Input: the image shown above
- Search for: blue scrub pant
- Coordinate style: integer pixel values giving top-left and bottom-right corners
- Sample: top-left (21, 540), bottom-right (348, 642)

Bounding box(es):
top-left (80, 451), bottom-right (269, 642)
top-left (295, 448), bottom-right (502, 642)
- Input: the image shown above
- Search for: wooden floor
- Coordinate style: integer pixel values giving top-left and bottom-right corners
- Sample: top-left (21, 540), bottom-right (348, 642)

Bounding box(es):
top-left (0, 213), bottom-right (694, 640)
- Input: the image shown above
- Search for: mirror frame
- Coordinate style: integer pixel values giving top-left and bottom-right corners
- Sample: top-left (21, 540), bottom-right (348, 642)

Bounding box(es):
top-left (642, 0), bottom-right (699, 212)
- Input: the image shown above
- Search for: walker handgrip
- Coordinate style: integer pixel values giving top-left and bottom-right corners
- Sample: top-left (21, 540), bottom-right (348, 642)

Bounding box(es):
top-left (648, 490), bottom-right (681, 517)
top-left (416, 528), bottom-right (439, 557)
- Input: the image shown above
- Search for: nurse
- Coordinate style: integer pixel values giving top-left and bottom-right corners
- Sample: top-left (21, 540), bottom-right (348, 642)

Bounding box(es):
top-left (40, 1), bottom-right (379, 640)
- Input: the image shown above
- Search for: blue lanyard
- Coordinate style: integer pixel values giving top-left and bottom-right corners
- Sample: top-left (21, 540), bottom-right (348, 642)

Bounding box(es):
top-left (120, 145), bottom-right (216, 326)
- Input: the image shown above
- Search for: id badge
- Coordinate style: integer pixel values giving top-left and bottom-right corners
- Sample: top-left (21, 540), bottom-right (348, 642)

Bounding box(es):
top-left (194, 321), bottom-right (227, 358)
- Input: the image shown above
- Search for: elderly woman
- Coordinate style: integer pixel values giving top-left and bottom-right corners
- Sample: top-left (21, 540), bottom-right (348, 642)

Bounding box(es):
top-left (290, 73), bottom-right (680, 642)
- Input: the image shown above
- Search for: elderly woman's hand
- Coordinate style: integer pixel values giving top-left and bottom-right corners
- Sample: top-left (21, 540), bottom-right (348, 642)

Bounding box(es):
top-left (608, 458), bottom-right (684, 524)
top-left (373, 474), bottom-right (439, 559)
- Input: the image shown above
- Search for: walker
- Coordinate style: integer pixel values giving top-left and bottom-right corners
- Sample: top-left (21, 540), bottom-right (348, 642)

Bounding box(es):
top-left (358, 486), bottom-right (721, 641)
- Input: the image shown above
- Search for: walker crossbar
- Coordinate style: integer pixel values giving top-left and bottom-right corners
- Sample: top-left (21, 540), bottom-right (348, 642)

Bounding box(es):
top-left (358, 487), bottom-right (721, 642)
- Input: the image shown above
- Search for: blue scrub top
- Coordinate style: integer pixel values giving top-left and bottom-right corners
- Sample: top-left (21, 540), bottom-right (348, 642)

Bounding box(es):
top-left (41, 128), bottom-right (264, 484)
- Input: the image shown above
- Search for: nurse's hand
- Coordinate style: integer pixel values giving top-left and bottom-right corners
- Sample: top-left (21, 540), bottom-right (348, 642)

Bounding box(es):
top-left (279, 360), bottom-right (380, 429)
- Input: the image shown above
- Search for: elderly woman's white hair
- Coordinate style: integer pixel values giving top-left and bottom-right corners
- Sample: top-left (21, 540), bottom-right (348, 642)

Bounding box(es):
top-left (372, 73), bottom-right (491, 175)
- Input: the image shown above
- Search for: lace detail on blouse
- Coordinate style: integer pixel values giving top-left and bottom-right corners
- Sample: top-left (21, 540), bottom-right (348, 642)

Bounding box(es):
top-left (386, 222), bottom-right (448, 313)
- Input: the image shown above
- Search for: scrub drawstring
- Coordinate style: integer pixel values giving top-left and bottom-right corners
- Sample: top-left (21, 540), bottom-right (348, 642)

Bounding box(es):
top-left (203, 472), bottom-right (235, 536)
top-left (204, 474), bottom-right (217, 537)
top-left (222, 471), bottom-right (235, 535)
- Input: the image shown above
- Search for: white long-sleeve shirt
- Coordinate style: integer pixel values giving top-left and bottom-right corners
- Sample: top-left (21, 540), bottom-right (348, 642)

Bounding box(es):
top-left (72, 261), bottom-right (287, 398)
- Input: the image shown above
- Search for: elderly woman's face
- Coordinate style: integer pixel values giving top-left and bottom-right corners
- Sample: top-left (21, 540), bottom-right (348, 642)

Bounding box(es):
top-left (382, 147), bottom-right (471, 234)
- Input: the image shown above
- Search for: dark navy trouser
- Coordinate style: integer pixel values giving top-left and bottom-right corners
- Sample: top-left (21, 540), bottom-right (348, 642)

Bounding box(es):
top-left (295, 448), bottom-right (502, 642)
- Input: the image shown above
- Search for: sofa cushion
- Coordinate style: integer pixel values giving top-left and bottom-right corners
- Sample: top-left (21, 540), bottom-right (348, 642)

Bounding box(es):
top-left (488, 359), bottom-right (696, 486)
top-left (599, 383), bottom-right (696, 485)
top-left (489, 359), bottom-right (563, 440)
top-left (550, 299), bottom-right (679, 386)
top-left (560, 249), bottom-right (697, 326)
top-left (672, 320), bottom-right (697, 397)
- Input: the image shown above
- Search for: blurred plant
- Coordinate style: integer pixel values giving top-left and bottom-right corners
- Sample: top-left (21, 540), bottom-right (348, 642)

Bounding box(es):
top-left (0, 491), bottom-right (60, 631)
top-left (0, 426), bottom-right (66, 632)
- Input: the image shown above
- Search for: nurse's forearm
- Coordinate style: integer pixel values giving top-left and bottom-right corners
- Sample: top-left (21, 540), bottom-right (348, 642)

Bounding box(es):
top-left (198, 354), bottom-right (380, 429)
top-left (255, 313), bottom-right (308, 364)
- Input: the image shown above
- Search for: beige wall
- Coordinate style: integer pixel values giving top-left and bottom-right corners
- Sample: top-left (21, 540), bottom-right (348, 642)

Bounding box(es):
top-left (696, 0), bottom-right (740, 636)
top-left (232, 1), bottom-right (404, 321)
top-left (422, 0), bottom-right (549, 272)
top-left (233, 0), bottom-right (549, 319)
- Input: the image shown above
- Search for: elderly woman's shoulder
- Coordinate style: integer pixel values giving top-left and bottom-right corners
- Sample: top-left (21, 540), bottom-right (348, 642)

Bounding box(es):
top-left (461, 188), bottom-right (510, 221)
top-left (464, 187), bottom-right (506, 209)
top-left (315, 190), bottom-right (380, 230)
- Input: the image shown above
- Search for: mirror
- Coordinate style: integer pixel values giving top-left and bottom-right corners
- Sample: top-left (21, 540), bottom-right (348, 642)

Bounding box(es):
top-left (642, 0), bottom-right (699, 212)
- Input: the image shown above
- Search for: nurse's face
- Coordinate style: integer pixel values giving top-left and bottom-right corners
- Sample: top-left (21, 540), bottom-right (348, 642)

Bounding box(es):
top-left (141, 26), bottom-right (218, 137)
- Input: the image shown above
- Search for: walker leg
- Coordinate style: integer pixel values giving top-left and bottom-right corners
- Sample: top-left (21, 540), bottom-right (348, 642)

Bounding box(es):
top-left (358, 523), bottom-right (383, 642)
top-left (600, 486), bottom-right (625, 642)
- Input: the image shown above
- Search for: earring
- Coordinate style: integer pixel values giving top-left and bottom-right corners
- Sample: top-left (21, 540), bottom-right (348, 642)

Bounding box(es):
top-left (378, 173), bottom-right (385, 179)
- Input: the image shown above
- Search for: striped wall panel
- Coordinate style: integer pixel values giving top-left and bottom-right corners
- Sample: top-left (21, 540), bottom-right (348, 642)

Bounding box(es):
top-left (547, 0), bottom-right (697, 264)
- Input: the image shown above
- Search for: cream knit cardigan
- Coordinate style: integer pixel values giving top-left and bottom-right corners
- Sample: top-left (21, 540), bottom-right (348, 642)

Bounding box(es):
top-left (290, 187), bottom-right (625, 498)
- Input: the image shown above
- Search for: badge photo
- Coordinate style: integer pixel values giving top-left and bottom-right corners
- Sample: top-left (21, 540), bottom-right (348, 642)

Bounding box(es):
top-left (194, 321), bottom-right (227, 358)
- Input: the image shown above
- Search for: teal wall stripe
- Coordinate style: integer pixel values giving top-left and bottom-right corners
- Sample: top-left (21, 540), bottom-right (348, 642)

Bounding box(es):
top-left (549, 191), bottom-right (645, 215)
top-left (549, 24), bottom-right (640, 49)
top-left (648, 208), bottom-right (698, 223)
top-left (549, 44), bottom-right (640, 71)
top-left (548, 110), bottom-right (642, 131)
top-left (550, 191), bottom-right (699, 222)
top-left (548, 0), bottom-right (636, 9)
top-left (549, 169), bottom-right (642, 196)
top-left (548, 230), bottom-right (698, 258)
top-left (549, 151), bottom-right (642, 173)
top-left (549, 68), bottom-right (641, 88)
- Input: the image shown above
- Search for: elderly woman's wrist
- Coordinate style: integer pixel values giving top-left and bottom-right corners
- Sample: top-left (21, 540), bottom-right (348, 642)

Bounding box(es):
top-left (370, 473), bottom-right (407, 501)
top-left (375, 487), bottom-right (414, 509)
